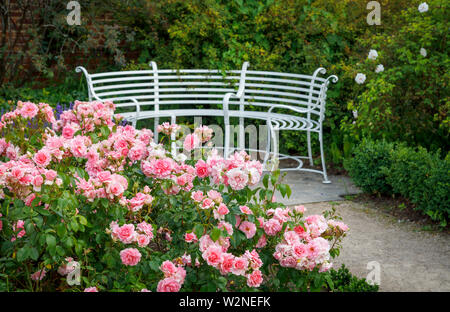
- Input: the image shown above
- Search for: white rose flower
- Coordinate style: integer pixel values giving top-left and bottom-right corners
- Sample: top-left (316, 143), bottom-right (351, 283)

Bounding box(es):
top-left (355, 73), bottom-right (366, 84)
top-left (368, 49), bottom-right (378, 60)
top-left (418, 2), bottom-right (429, 13)
top-left (352, 110), bottom-right (358, 119)
top-left (375, 64), bottom-right (384, 73)
top-left (420, 48), bottom-right (427, 57)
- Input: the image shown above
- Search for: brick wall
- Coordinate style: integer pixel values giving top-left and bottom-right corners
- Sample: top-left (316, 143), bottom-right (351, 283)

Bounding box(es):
top-left (1, 0), bottom-right (137, 84)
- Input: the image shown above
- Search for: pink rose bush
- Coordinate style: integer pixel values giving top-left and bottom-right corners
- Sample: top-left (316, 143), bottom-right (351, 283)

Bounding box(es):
top-left (0, 100), bottom-right (348, 292)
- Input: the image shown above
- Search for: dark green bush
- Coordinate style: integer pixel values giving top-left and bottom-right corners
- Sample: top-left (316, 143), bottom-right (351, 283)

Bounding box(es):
top-left (0, 79), bottom-right (88, 112)
top-left (346, 140), bottom-right (450, 226)
top-left (385, 146), bottom-right (450, 226)
top-left (344, 139), bottom-right (395, 195)
top-left (329, 265), bottom-right (379, 292)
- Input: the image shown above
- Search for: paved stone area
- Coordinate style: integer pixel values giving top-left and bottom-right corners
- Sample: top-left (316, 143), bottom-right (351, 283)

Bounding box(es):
top-left (305, 201), bottom-right (450, 292)
top-left (259, 172), bottom-right (449, 292)
top-left (260, 171), bottom-right (361, 205)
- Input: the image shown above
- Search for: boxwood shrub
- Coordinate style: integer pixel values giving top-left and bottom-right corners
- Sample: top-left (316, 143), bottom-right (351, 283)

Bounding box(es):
top-left (345, 140), bottom-right (450, 227)
top-left (344, 139), bottom-right (395, 195)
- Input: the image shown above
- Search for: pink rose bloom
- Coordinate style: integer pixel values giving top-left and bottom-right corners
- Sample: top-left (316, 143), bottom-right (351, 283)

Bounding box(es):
top-left (216, 203), bottom-right (229, 216)
top-left (217, 221), bottom-right (233, 236)
top-left (137, 221), bottom-right (154, 239)
top-left (6, 145), bottom-right (20, 160)
top-left (33, 149), bottom-right (51, 167)
top-left (219, 253), bottom-right (235, 275)
top-left (32, 175), bottom-right (44, 188)
top-left (240, 205), bottom-right (253, 215)
top-left (116, 224), bottom-right (136, 244)
top-left (24, 193), bottom-right (36, 207)
top-left (319, 262), bottom-right (333, 273)
top-left (226, 168), bottom-right (248, 190)
top-left (199, 234), bottom-right (214, 252)
top-left (120, 248), bottom-right (142, 266)
top-left (231, 256), bottom-right (249, 276)
top-left (283, 231), bottom-right (300, 245)
top-left (107, 174), bottom-right (128, 197)
top-left (84, 287), bottom-right (98, 292)
top-left (293, 224), bottom-right (309, 240)
top-left (45, 170), bottom-right (57, 181)
top-left (173, 266), bottom-right (187, 284)
top-left (184, 232), bottom-right (198, 243)
top-left (20, 102), bottom-right (39, 119)
top-left (207, 190), bottom-right (222, 203)
top-left (183, 134), bottom-right (200, 152)
top-left (239, 221), bottom-right (256, 239)
top-left (62, 125), bottom-right (76, 139)
top-left (195, 160), bottom-right (209, 178)
top-left (137, 234), bottom-right (150, 247)
top-left (294, 205), bottom-right (306, 214)
top-left (202, 245), bottom-right (223, 267)
top-left (160, 260), bottom-right (177, 276)
top-left (246, 270), bottom-right (263, 287)
top-left (256, 234), bottom-right (267, 248)
top-left (13, 220), bottom-right (26, 238)
top-left (328, 220), bottom-right (349, 232)
top-left (280, 256), bottom-right (298, 268)
top-left (97, 171), bottom-right (112, 183)
top-left (181, 253), bottom-right (192, 266)
top-left (157, 278), bottom-right (181, 292)
top-left (201, 198), bottom-right (214, 209)
top-left (128, 192), bottom-right (148, 212)
top-left (244, 250), bottom-right (263, 270)
top-left (128, 145), bottom-right (145, 162)
top-left (57, 257), bottom-right (78, 276)
top-left (30, 269), bottom-right (46, 281)
top-left (263, 218), bottom-right (282, 236)
top-left (293, 243), bottom-right (308, 259)
top-left (154, 158), bottom-right (175, 178)
top-left (70, 136), bottom-right (89, 158)
top-left (191, 190), bottom-right (204, 202)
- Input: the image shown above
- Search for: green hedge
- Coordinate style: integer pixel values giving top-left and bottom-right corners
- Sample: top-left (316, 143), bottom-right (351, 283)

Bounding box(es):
top-left (345, 140), bottom-right (450, 227)
top-left (329, 265), bottom-right (379, 292)
top-left (344, 140), bottom-right (395, 195)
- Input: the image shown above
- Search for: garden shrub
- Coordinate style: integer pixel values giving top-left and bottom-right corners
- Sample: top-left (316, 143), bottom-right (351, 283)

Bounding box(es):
top-left (346, 139), bottom-right (450, 226)
top-left (328, 264), bottom-right (378, 292)
top-left (385, 146), bottom-right (450, 226)
top-left (0, 100), bottom-right (350, 292)
top-left (344, 139), bottom-right (395, 195)
top-left (344, 0), bottom-right (449, 153)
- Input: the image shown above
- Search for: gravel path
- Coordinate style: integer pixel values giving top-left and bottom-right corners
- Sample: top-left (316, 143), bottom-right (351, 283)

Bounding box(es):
top-left (304, 201), bottom-right (450, 292)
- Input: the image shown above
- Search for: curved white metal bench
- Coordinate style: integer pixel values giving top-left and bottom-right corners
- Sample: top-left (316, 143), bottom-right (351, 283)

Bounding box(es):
top-left (75, 62), bottom-right (337, 183)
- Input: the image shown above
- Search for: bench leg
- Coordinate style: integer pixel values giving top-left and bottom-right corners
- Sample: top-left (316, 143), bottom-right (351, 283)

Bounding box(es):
top-left (319, 128), bottom-right (331, 184)
top-left (171, 115), bottom-right (176, 157)
top-left (154, 117), bottom-right (159, 144)
top-left (263, 120), bottom-right (271, 168)
top-left (307, 130), bottom-right (314, 166)
top-left (224, 124), bottom-right (230, 159)
top-left (265, 119), bottom-right (279, 172)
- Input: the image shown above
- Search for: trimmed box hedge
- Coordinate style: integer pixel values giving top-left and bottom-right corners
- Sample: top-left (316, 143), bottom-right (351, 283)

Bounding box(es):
top-left (345, 140), bottom-right (450, 227)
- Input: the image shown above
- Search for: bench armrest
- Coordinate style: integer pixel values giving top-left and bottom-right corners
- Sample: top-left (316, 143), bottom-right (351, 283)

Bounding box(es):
top-left (268, 104), bottom-right (314, 115)
top-left (222, 62), bottom-right (249, 122)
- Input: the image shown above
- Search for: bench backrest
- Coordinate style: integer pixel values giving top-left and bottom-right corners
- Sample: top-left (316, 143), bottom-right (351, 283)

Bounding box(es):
top-left (76, 62), bottom-right (337, 121)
